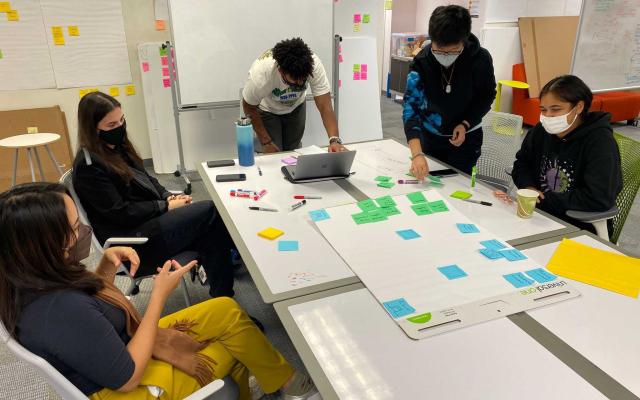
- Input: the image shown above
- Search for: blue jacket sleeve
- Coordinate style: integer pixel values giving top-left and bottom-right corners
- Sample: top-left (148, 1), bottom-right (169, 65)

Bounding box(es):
top-left (403, 70), bottom-right (426, 143)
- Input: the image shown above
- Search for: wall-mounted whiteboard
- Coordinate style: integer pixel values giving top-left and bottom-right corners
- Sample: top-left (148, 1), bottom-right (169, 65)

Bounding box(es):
top-left (167, 0), bottom-right (334, 106)
top-left (0, 0), bottom-right (56, 90)
top-left (484, 0), bottom-right (581, 23)
top-left (39, 0), bottom-right (131, 88)
top-left (571, 0), bottom-right (640, 92)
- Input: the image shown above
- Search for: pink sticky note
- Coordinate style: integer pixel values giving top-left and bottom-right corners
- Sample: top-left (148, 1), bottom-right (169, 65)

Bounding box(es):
top-left (353, 72), bottom-right (361, 80)
top-left (361, 64), bottom-right (368, 73)
top-left (162, 78), bottom-right (171, 88)
top-left (161, 56), bottom-right (168, 66)
top-left (142, 62), bottom-right (150, 72)
top-left (162, 67), bottom-right (169, 77)
top-left (339, 54), bottom-right (344, 63)
top-left (282, 156), bottom-right (298, 165)
top-left (361, 72), bottom-right (368, 80)
top-left (353, 13), bottom-right (361, 23)
top-left (338, 79), bottom-right (342, 88)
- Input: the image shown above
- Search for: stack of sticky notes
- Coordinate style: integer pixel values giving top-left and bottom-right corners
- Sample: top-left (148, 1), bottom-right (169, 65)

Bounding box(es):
top-left (375, 176), bottom-right (395, 189)
top-left (450, 190), bottom-right (472, 200)
top-left (258, 227), bottom-right (284, 240)
top-left (547, 239), bottom-right (640, 298)
top-left (351, 196), bottom-right (402, 224)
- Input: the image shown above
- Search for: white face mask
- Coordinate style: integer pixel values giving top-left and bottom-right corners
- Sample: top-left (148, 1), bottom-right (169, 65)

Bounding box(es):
top-left (539, 107), bottom-right (578, 135)
top-left (431, 50), bottom-right (461, 68)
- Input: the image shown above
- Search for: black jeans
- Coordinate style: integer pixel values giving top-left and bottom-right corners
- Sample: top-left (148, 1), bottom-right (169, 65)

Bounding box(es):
top-left (258, 102), bottom-right (307, 151)
top-left (421, 128), bottom-right (484, 175)
top-left (126, 201), bottom-right (235, 298)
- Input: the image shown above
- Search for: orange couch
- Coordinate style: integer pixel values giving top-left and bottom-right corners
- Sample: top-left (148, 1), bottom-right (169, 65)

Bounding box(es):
top-left (512, 63), bottom-right (640, 126)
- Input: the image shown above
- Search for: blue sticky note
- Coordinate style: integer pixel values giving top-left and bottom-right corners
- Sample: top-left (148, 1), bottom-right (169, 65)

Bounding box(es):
top-left (503, 272), bottom-right (535, 288)
top-left (456, 223), bottom-right (480, 234)
top-left (396, 229), bottom-right (421, 240)
top-left (278, 240), bottom-right (299, 252)
top-left (525, 268), bottom-right (557, 283)
top-left (499, 248), bottom-right (528, 261)
top-left (382, 298), bottom-right (416, 318)
top-left (438, 264), bottom-right (468, 280)
top-left (480, 239), bottom-right (507, 250)
top-left (479, 248), bottom-right (504, 260)
top-left (309, 209), bottom-right (330, 222)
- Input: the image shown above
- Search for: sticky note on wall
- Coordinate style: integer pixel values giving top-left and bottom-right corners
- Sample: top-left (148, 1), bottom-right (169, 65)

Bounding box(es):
top-left (0, 2), bottom-right (11, 12)
top-left (162, 78), bottom-right (171, 88)
top-left (51, 26), bottom-right (65, 45)
top-left (142, 62), bottom-right (150, 72)
top-left (363, 14), bottom-right (370, 23)
top-left (353, 13), bottom-right (361, 23)
top-left (68, 26), bottom-right (79, 36)
top-left (125, 85), bottom-right (135, 96)
top-left (162, 67), bottom-right (169, 77)
top-left (109, 87), bottom-right (119, 97)
top-left (385, 0), bottom-right (393, 10)
top-left (353, 23), bottom-right (360, 32)
top-left (0, 49), bottom-right (3, 59)
top-left (7, 9), bottom-right (18, 21)
top-left (79, 89), bottom-right (88, 98)
top-left (155, 19), bottom-right (166, 30)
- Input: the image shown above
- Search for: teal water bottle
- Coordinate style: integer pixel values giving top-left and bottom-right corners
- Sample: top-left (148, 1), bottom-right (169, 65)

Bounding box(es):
top-left (236, 117), bottom-right (255, 166)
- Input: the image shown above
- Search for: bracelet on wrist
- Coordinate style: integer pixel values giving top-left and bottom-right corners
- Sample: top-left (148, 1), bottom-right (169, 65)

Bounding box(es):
top-left (411, 152), bottom-right (426, 161)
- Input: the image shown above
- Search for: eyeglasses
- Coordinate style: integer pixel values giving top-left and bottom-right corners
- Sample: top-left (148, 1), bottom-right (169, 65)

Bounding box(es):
top-left (280, 73), bottom-right (307, 91)
top-left (431, 47), bottom-right (464, 56)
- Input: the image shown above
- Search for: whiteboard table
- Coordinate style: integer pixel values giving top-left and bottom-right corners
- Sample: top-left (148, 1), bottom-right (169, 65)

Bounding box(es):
top-left (345, 139), bottom-right (579, 245)
top-left (520, 232), bottom-right (640, 398)
top-left (274, 283), bottom-right (608, 400)
top-left (197, 152), bottom-right (359, 303)
top-left (0, 133), bottom-right (64, 186)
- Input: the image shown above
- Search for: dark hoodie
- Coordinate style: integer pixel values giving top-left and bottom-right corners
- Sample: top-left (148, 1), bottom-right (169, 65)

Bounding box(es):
top-left (512, 111), bottom-right (622, 221)
top-left (403, 33), bottom-right (496, 143)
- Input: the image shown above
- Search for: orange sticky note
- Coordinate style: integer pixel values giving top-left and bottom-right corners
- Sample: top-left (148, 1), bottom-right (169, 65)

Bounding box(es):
top-left (7, 9), bottom-right (18, 21)
top-left (155, 20), bottom-right (166, 30)
top-left (52, 26), bottom-right (65, 45)
top-left (125, 85), bottom-right (135, 96)
top-left (0, 2), bottom-right (11, 12)
top-left (68, 26), bottom-right (79, 36)
top-left (109, 87), bottom-right (120, 97)
top-left (258, 227), bottom-right (284, 240)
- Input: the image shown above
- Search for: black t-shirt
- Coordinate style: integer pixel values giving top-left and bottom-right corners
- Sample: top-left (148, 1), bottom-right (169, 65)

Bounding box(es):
top-left (17, 290), bottom-right (134, 395)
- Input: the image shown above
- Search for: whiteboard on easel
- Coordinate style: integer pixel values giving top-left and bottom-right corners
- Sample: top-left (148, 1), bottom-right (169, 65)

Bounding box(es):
top-left (571, 0), bottom-right (640, 92)
top-left (168, 0), bottom-right (334, 106)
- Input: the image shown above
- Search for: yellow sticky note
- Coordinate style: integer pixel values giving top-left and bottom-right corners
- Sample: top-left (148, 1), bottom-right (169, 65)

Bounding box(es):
top-left (547, 238), bottom-right (640, 298)
top-left (353, 23), bottom-right (360, 32)
top-left (68, 25), bottom-right (79, 36)
top-left (109, 87), bottom-right (120, 97)
top-left (79, 89), bottom-right (89, 98)
top-left (155, 19), bottom-right (166, 30)
top-left (6, 9), bottom-right (18, 21)
top-left (27, 127), bottom-right (38, 134)
top-left (257, 227), bottom-right (284, 241)
top-left (0, 2), bottom-right (11, 12)
top-left (89, 88), bottom-right (99, 93)
top-left (385, 0), bottom-right (393, 10)
top-left (51, 26), bottom-right (65, 46)
top-left (125, 85), bottom-right (135, 96)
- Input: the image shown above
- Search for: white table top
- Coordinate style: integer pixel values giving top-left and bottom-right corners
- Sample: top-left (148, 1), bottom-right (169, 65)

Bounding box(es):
top-left (0, 133), bottom-right (60, 148)
top-left (521, 234), bottom-right (640, 397)
top-left (276, 284), bottom-right (606, 400)
top-left (198, 151), bottom-right (358, 303)
top-left (346, 139), bottom-right (575, 244)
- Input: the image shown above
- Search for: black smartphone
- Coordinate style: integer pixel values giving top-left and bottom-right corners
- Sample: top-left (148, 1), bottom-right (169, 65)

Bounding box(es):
top-left (207, 159), bottom-right (235, 168)
top-left (430, 168), bottom-right (458, 177)
top-left (216, 173), bottom-right (246, 182)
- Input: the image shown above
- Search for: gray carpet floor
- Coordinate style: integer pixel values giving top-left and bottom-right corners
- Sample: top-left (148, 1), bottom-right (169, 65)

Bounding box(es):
top-left (1, 96), bottom-right (639, 399)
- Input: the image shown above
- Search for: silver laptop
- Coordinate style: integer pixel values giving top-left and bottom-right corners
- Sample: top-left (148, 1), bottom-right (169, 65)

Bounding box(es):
top-left (281, 151), bottom-right (356, 183)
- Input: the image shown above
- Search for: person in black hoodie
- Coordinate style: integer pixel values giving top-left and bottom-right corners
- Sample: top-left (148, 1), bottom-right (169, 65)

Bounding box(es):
top-left (72, 92), bottom-right (236, 298)
top-left (512, 75), bottom-right (622, 234)
top-left (404, 5), bottom-right (496, 176)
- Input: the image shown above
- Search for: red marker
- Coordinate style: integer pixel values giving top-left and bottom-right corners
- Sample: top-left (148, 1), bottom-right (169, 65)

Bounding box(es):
top-left (253, 189), bottom-right (267, 201)
top-left (294, 195), bottom-right (322, 199)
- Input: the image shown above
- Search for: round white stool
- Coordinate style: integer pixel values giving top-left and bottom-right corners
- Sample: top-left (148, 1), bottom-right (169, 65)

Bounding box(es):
top-left (0, 133), bottom-right (64, 186)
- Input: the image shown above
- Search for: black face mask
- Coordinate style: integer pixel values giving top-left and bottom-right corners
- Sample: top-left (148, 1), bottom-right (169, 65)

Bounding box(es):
top-left (98, 120), bottom-right (127, 147)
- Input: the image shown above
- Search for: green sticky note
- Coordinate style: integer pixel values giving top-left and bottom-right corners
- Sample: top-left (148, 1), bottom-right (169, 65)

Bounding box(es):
top-left (374, 175), bottom-right (392, 182)
top-left (407, 312), bottom-right (432, 324)
top-left (363, 14), bottom-right (370, 23)
top-left (357, 199), bottom-right (378, 212)
top-left (367, 209), bottom-right (388, 222)
top-left (159, 47), bottom-right (167, 56)
top-left (411, 203), bottom-right (433, 216)
top-left (375, 195), bottom-right (397, 208)
top-left (351, 212), bottom-right (371, 225)
top-left (427, 175), bottom-right (441, 184)
top-left (428, 200), bottom-right (449, 213)
top-left (377, 181), bottom-right (395, 189)
top-left (0, 49), bottom-right (3, 59)
top-left (380, 206), bottom-right (401, 217)
top-left (353, 63), bottom-right (360, 72)
top-left (450, 190), bottom-right (472, 200)
top-left (407, 191), bottom-right (427, 204)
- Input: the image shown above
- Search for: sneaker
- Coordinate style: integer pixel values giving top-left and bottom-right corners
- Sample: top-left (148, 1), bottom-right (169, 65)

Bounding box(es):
top-left (249, 375), bottom-right (265, 400)
top-left (281, 372), bottom-right (319, 400)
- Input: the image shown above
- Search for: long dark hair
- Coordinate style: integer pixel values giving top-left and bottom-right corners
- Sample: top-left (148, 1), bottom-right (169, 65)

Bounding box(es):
top-left (77, 91), bottom-right (143, 183)
top-left (0, 183), bottom-right (104, 338)
top-left (540, 75), bottom-right (592, 119)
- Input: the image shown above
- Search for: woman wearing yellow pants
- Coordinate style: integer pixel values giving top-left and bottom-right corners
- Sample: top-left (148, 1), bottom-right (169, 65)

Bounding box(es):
top-left (0, 183), bottom-right (317, 400)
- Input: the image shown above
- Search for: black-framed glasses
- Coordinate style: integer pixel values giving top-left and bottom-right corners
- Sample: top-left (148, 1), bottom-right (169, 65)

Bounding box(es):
top-left (280, 73), bottom-right (307, 91)
top-left (431, 47), bottom-right (464, 56)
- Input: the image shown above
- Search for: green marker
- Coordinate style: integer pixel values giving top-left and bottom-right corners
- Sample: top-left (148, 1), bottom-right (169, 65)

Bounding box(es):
top-left (471, 165), bottom-right (477, 188)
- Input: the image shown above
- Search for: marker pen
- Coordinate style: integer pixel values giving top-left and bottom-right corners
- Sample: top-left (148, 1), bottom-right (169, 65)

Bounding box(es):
top-left (294, 195), bottom-right (322, 199)
top-left (249, 206), bottom-right (278, 212)
top-left (253, 189), bottom-right (267, 201)
top-left (290, 199), bottom-right (307, 211)
top-left (398, 179), bottom-right (420, 184)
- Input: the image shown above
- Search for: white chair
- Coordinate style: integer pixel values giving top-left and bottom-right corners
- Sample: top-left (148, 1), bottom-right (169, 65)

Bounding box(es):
top-left (0, 321), bottom-right (238, 399)
top-left (477, 111), bottom-right (524, 196)
top-left (60, 170), bottom-right (195, 306)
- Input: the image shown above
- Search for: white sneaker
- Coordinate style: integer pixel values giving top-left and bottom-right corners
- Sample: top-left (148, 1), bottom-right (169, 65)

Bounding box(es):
top-left (249, 375), bottom-right (265, 400)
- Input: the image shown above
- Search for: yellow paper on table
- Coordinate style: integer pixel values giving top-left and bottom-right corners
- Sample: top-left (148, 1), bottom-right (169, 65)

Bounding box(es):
top-left (109, 87), bottom-right (120, 97)
top-left (51, 26), bottom-right (65, 45)
top-left (7, 9), bottom-right (18, 21)
top-left (258, 227), bottom-right (284, 241)
top-left (546, 238), bottom-right (640, 298)
top-left (0, 2), bottom-right (11, 12)
top-left (68, 25), bottom-right (79, 36)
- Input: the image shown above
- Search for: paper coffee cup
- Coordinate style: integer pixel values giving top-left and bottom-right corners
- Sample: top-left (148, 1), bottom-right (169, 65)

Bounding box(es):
top-left (516, 189), bottom-right (539, 218)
